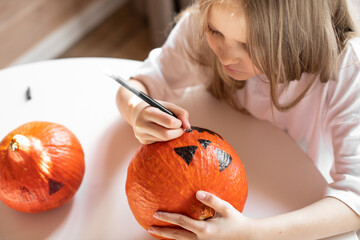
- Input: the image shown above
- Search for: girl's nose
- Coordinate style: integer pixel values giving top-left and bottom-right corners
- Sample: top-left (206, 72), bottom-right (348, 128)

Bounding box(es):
top-left (217, 44), bottom-right (238, 65)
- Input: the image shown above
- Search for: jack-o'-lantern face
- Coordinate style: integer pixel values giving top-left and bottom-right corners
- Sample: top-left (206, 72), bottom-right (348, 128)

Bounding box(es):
top-left (174, 127), bottom-right (232, 172)
top-left (126, 127), bottom-right (248, 239)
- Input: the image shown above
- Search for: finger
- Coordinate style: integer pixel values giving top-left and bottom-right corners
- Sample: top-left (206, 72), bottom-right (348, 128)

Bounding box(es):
top-left (135, 134), bottom-right (156, 145)
top-left (147, 122), bottom-right (185, 141)
top-left (134, 126), bottom-right (166, 145)
top-left (135, 123), bottom-right (184, 143)
top-left (179, 114), bottom-right (191, 130)
top-left (148, 226), bottom-right (197, 240)
top-left (159, 101), bottom-right (191, 129)
top-left (145, 107), bottom-right (183, 129)
top-left (196, 191), bottom-right (235, 216)
top-left (154, 212), bottom-right (206, 233)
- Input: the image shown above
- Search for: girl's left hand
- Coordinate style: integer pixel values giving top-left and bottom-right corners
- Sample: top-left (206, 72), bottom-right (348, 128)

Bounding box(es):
top-left (148, 191), bottom-right (257, 240)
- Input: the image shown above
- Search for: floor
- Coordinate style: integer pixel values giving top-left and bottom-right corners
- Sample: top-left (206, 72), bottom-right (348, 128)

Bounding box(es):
top-left (59, 2), bottom-right (154, 61)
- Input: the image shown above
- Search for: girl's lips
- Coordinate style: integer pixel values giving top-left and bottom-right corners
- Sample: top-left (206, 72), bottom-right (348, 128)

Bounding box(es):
top-left (223, 64), bottom-right (239, 72)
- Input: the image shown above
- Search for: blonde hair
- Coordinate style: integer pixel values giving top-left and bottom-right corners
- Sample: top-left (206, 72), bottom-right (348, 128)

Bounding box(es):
top-left (181, 0), bottom-right (358, 111)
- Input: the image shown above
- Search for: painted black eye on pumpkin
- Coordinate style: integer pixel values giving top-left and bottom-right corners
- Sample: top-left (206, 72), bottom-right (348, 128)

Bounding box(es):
top-left (174, 146), bottom-right (198, 165)
top-left (216, 149), bottom-right (232, 172)
top-left (198, 139), bottom-right (211, 149)
top-left (49, 179), bottom-right (64, 195)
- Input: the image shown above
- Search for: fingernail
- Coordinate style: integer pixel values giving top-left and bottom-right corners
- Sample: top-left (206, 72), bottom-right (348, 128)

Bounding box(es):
top-left (197, 191), bottom-right (206, 200)
top-left (182, 118), bottom-right (191, 129)
top-left (153, 212), bottom-right (160, 219)
top-left (185, 119), bottom-right (191, 129)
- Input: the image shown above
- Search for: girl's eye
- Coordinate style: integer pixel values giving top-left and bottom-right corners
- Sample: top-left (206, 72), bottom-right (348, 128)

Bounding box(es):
top-left (207, 24), bottom-right (247, 50)
top-left (207, 25), bottom-right (221, 37)
top-left (240, 42), bottom-right (247, 50)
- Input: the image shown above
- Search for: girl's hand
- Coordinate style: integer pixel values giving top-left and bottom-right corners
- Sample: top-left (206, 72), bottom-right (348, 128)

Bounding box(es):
top-left (148, 191), bottom-right (257, 240)
top-left (130, 97), bottom-right (191, 144)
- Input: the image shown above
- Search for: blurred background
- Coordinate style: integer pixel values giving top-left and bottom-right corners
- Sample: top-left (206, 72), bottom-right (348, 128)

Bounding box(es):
top-left (0, 0), bottom-right (192, 70)
top-left (0, 0), bottom-right (359, 70)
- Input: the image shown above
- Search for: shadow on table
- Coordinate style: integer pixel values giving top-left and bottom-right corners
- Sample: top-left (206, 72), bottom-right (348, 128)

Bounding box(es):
top-left (0, 198), bottom-right (74, 239)
top-left (101, 120), bottom-right (140, 181)
top-left (93, 119), bottom-right (142, 195)
top-left (79, 118), bottom-right (156, 239)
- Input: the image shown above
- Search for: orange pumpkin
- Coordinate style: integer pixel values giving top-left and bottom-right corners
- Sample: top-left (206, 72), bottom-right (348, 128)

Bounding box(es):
top-left (0, 121), bottom-right (85, 213)
top-left (126, 127), bottom-right (247, 239)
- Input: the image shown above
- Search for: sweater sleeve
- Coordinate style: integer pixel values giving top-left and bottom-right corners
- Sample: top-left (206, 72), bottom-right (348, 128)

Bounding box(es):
top-left (324, 41), bottom-right (360, 215)
top-left (130, 10), bottom-right (211, 101)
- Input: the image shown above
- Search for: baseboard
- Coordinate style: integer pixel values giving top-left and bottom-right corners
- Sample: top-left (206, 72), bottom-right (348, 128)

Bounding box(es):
top-left (11, 0), bottom-right (128, 67)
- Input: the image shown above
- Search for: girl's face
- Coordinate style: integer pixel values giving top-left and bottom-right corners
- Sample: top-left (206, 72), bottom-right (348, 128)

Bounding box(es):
top-left (205, 3), bottom-right (259, 81)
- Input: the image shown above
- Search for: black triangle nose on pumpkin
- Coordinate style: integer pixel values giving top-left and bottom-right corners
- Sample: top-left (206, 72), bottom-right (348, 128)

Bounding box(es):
top-left (174, 146), bottom-right (198, 165)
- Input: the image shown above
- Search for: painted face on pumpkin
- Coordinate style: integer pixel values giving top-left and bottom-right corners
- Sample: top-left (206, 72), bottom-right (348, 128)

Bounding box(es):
top-left (126, 126), bottom-right (248, 237)
top-left (174, 127), bottom-right (232, 172)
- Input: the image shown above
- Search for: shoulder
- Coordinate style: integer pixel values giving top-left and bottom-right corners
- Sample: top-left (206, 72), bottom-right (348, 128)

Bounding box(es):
top-left (176, 4), bottom-right (201, 27)
top-left (327, 37), bottom-right (360, 91)
top-left (333, 37), bottom-right (360, 90)
top-left (168, 5), bottom-right (202, 44)
top-left (324, 37), bottom-right (360, 121)
top-left (339, 37), bottom-right (360, 70)
top-left (163, 5), bottom-right (211, 66)
top-left (347, 37), bottom-right (360, 55)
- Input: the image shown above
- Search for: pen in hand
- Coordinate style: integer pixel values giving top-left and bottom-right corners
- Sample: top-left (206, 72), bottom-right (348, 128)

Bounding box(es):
top-left (105, 72), bottom-right (178, 119)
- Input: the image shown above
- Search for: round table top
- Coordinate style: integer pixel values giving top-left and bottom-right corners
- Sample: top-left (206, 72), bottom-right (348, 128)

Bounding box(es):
top-left (0, 58), bottom-right (356, 240)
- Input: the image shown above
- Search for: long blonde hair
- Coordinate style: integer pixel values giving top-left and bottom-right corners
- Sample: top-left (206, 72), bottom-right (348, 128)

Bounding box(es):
top-left (182, 0), bottom-right (358, 111)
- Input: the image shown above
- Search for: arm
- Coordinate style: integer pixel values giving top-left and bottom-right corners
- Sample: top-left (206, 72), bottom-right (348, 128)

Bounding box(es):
top-left (257, 196), bottom-right (360, 240)
top-left (116, 11), bottom-right (208, 144)
top-left (149, 191), bottom-right (360, 240)
top-left (116, 79), bottom-right (148, 126)
top-left (116, 79), bottom-right (190, 144)
top-left (261, 43), bottom-right (360, 240)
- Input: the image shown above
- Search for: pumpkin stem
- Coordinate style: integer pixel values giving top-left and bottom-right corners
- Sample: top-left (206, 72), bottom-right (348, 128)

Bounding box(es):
top-left (8, 134), bottom-right (31, 152)
top-left (9, 139), bottom-right (20, 151)
top-left (198, 205), bottom-right (215, 220)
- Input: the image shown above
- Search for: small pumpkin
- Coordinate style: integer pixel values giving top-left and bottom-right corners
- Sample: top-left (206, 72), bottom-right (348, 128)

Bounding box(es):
top-left (0, 121), bottom-right (85, 213)
top-left (126, 127), bottom-right (247, 239)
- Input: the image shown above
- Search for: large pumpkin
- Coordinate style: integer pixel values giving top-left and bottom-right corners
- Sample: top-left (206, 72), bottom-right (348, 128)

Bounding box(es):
top-left (0, 121), bottom-right (85, 213)
top-left (126, 127), bottom-right (247, 239)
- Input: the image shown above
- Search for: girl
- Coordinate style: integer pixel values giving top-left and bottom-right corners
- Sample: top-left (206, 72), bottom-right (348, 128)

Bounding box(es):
top-left (117, 0), bottom-right (360, 239)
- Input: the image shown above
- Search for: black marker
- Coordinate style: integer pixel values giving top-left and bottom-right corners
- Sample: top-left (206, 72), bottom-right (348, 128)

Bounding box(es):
top-left (26, 86), bottom-right (31, 101)
top-left (105, 72), bottom-right (178, 118)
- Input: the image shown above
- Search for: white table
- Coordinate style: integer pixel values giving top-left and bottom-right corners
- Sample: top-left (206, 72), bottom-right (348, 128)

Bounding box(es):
top-left (0, 58), bottom-right (357, 240)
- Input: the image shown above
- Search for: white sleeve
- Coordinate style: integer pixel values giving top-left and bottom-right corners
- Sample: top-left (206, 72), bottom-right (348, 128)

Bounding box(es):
top-left (324, 44), bottom-right (360, 215)
top-left (130, 11), bottom-right (211, 101)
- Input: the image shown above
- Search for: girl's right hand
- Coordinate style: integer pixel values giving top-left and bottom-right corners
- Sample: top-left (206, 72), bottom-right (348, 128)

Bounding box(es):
top-left (130, 98), bottom-right (191, 145)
